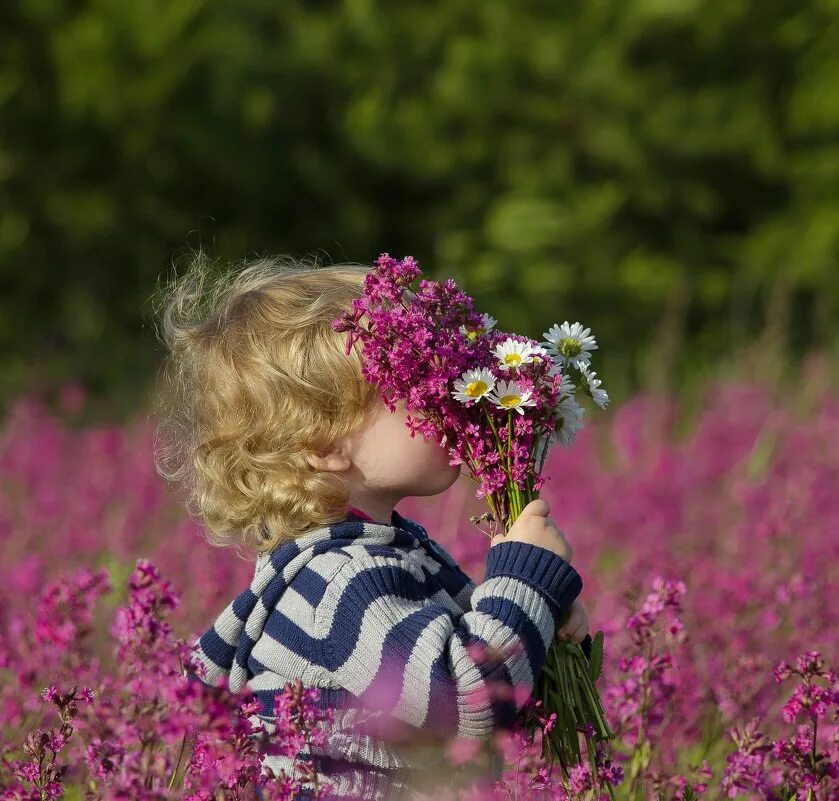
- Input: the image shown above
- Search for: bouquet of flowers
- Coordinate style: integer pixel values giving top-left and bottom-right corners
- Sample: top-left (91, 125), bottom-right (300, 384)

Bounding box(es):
top-left (333, 253), bottom-right (615, 782)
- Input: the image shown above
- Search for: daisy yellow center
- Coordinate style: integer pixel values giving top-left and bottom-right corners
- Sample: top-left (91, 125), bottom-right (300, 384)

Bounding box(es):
top-left (465, 326), bottom-right (485, 341)
top-left (465, 380), bottom-right (488, 397)
top-left (499, 394), bottom-right (521, 408)
top-left (504, 353), bottom-right (522, 367)
top-left (558, 337), bottom-right (582, 358)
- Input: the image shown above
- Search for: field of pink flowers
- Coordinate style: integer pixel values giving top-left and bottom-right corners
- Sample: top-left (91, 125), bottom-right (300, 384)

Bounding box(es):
top-left (0, 359), bottom-right (837, 800)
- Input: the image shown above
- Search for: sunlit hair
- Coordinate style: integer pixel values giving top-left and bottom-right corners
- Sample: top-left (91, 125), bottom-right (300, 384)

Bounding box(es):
top-left (150, 248), bottom-right (379, 557)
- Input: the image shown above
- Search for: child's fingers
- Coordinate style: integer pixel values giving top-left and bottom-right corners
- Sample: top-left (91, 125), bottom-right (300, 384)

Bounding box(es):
top-left (557, 599), bottom-right (588, 642)
top-left (568, 621), bottom-right (588, 643)
top-left (558, 618), bottom-right (586, 640)
top-left (557, 607), bottom-right (582, 638)
top-left (558, 623), bottom-right (588, 644)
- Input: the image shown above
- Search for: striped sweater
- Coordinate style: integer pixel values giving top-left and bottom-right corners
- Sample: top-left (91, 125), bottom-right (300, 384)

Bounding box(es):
top-left (188, 506), bottom-right (589, 801)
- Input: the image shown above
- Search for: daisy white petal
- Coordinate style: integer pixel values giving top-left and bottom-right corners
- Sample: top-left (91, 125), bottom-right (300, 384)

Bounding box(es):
top-left (578, 363), bottom-right (610, 409)
top-left (451, 367), bottom-right (498, 404)
top-left (486, 379), bottom-right (537, 415)
top-left (492, 338), bottom-right (540, 371)
top-left (547, 359), bottom-right (576, 396)
top-left (528, 343), bottom-right (551, 367)
top-left (459, 313), bottom-right (498, 342)
top-left (542, 321), bottom-right (598, 369)
top-left (552, 395), bottom-right (586, 446)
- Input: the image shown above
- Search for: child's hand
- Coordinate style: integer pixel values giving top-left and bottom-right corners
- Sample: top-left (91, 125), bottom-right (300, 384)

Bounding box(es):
top-left (556, 598), bottom-right (589, 645)
top-left (491, 499), bottom-right (575, 563)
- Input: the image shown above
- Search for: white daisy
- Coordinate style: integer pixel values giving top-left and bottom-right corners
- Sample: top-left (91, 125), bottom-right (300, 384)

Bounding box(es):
top-left (527, 343), bottom-right (551, 367)
top-left (547, 359), bottom-right (576, 397)
top-left (542, 321), bottom-right (598, 369)
top-left (493, 337), bottom-right (540, 371)
top-left (451, 368), bottom-right (497, 405)
top-left (552, 395), bottom-right (586, 446)
top-left (459, 313), bottom-right (498, 342)
top-left (486, 379), bottom-right (537, 415)
top-left (577, 363), bottom-right (610, 409)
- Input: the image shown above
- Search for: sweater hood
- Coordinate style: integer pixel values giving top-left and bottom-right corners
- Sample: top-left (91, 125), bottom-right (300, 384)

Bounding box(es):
top-left (189, 508), bottom-right (430, 692)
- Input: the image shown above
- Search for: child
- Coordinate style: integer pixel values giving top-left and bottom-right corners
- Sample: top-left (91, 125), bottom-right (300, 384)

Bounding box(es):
top-left (154, 252), bottom-right (591, 801)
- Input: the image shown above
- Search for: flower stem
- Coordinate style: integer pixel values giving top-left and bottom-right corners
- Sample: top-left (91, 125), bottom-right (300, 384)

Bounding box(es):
top-left (168, 732), bottom-right (189, 791)
top-left (483, 405), bottom-right (505, 453)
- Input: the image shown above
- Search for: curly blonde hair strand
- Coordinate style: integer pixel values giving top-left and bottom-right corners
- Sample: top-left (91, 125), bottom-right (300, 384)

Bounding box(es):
top-left (149, 248), bottom-right (380, 558)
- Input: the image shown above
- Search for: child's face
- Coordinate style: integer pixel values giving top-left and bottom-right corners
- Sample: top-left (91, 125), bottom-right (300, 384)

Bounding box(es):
top-left (318, 396), bottom-right (462, 523)
top-left (350, 396), bottom-right (461, 488)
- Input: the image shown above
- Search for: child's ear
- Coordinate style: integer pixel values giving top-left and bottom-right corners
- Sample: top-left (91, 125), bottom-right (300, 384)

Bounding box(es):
top-left (304, 447), bottom-right (351, 473)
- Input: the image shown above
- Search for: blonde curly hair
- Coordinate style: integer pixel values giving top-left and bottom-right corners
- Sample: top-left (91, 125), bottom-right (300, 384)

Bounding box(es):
top-left (150, 249), bottom-right (380, 557)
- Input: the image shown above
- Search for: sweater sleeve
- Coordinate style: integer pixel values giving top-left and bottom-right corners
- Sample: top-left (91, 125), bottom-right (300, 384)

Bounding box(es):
top-left (314, 540), bottom-right (583, 743)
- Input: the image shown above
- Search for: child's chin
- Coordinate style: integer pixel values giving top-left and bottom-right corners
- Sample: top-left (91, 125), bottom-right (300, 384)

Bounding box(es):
top-left (418, 465), bottom-right (461, 495)
top-left (442, 463), bottom-right (463, 486)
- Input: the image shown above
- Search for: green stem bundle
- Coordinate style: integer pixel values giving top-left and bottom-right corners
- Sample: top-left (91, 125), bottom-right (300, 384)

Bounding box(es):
top-left (531, 635), bottom-right (617, 797)
top-left (487, 460), bottom-right (617, 793)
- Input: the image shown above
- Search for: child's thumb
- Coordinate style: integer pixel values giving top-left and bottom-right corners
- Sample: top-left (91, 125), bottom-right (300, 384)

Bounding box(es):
top-left (519, 498), bottom-right (550, 517)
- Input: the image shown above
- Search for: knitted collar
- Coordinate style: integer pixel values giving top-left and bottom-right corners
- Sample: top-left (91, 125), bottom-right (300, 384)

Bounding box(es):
top-left (253, 507), bottom-right (430, 572)
top-left (346, 505), bottom-right (427, 535)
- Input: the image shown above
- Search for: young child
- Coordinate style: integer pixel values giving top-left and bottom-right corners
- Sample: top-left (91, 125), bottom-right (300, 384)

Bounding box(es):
top-left (155, 252), bottom-right (591, 801)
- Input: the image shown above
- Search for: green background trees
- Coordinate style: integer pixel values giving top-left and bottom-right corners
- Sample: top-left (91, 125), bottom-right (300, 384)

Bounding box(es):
top-left (2, 0), bottom-right (837, 418)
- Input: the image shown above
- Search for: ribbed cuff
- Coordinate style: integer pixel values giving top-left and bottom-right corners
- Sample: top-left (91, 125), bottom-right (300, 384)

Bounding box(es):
top-left (485, 540), bottom-right (583, 621)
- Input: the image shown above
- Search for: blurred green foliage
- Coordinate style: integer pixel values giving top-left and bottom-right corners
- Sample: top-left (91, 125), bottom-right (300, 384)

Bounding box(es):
top-left (1, 0), bottom-right (838, 418)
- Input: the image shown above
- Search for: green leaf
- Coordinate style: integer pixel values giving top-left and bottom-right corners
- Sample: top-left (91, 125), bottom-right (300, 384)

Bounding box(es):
top-left (589, 630), bottom-right (605, 684)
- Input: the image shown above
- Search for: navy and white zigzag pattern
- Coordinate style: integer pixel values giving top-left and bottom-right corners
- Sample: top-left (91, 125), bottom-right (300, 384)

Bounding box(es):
top-left (188, 509), bottom-right (586, 800)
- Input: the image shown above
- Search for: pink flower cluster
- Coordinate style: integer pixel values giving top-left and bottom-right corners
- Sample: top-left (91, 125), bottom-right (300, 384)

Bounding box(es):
top-left (0, 559), bottom-right (336, 800)
top-left (332, 253), bottom-right (601, 529)
top-left (722, 651), bottom-right (838, 800)
top-left (1, 356), bottom-right (838, 798)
